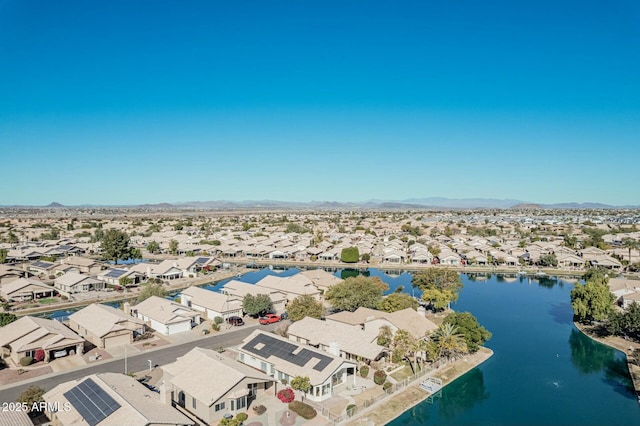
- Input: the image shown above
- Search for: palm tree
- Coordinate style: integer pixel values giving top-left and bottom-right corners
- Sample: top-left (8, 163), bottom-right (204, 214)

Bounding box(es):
top-left (622, 238), bottom-right (639, 272)
top-left (433, 322), bottom-right (468, 361)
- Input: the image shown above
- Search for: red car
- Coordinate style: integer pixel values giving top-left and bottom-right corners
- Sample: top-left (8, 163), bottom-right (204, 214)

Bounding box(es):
top-left (259, 314), bottom-right (281, 325)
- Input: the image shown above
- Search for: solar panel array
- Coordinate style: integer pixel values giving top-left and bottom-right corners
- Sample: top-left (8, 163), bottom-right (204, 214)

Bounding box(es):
top-left (244, 333), bottom-right (333, 372)
top-left (63, 378), bottom-right (121, 426)
top-left (32, 261), bottom-right (53, 269)
top-left (195, 257), bottom-right (209, 265)
top-left (104, 269), bottom-right (126, 278)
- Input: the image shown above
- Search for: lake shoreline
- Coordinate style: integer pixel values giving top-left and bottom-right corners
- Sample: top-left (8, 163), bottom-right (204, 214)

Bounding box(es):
top-left (574, 321), bottom-right (640, 402)
top-left (347, 347), bottom-right (494, 426)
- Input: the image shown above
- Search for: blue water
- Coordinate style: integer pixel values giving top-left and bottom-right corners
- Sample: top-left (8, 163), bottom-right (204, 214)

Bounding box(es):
top-left (390, 274), bottom-right (640, 426)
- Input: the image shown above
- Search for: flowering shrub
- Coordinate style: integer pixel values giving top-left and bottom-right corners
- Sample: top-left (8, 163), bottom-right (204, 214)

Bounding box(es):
top-left (34, 349), bottom-right (45, 363)
top-left (277, 387), bottom-right (295, 403)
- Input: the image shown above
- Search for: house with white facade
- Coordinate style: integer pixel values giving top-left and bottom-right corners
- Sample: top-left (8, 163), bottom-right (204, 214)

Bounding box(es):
top-left (131, 296), bottom-right (201, 336)
top-left (237, 330), bottom-right (356, 402)
top-left (180, 286), bottom-right (243, 320)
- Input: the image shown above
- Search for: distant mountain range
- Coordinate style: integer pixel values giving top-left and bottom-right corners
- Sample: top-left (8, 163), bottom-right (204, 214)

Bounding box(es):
top-left (4, 198), bottom-right (637, 210)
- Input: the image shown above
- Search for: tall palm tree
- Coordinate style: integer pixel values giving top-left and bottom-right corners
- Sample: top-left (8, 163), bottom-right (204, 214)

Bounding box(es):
top-left (622, 238), bottom-right (639, 272)
top-left (433, 322), bottom-right (468, 361)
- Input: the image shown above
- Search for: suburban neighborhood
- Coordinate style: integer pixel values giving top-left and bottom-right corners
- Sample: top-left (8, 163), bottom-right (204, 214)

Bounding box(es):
top-left (0, 207), bottom-right (639, 425)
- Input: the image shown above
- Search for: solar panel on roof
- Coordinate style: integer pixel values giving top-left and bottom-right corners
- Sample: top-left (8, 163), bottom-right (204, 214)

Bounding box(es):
top-left (32, 261), bottom-right (53, 269)
top-left (105, 269), bottom-right (126, 278)
top-left (243, 333), bottom-right (334, 372)
top-left (195, 257), bottom-right (209, 264)
top-left (63, 378), bottom-right (121, 426)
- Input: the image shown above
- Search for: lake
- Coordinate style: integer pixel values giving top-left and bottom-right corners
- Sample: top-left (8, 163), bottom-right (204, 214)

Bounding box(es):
top-left (389, 273), bottom-right (640, 426)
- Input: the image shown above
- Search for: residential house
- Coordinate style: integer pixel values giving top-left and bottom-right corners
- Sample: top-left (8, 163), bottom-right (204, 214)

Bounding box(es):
top-left (44, 373), bottom-right (194, 426)
top-left (68, 304), bottom-right (145, 350)
top-left (298, 269), bottom-right (343, 294)
top-left (326, 307), bottom-right (438, 341)
top-left (28, 260), bottom-right (58, 276)
top-left (254, 274), bottom-right (321, 301)
top-left (287, 317), bottom-right (385, 363)
top-left (237, 330), bottom-right (357, 402)
top-left (98, 268), bottom-right (145, 287)
top-left (54, 272), bottom-right (105, 298)
top-left (131, 296), bottom-right (201, 336)
top-left (161, 347), bottom-right (276, 424)
top-left (180, 286), bottom-right (243, 320)
top-left (0, 277), bottom-right (56, 302)
top-left (0, 316), bottom-right (84, 364)
top-left (58, 256), bottom-right (105, 274)
top-left (220, 280), bottom-right (287, 313)
top-left (0, 265), bottom-right (30, 285)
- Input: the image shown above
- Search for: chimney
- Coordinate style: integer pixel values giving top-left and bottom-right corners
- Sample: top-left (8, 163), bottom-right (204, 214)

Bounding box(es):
top-left (159, 381), bottom-right (172, 406)
top-left (329, 341), bottom-right (340, 357)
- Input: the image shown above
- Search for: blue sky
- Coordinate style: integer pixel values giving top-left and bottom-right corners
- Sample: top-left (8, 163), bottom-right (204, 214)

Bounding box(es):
top-left (1, 0), bottom-right (639, 206)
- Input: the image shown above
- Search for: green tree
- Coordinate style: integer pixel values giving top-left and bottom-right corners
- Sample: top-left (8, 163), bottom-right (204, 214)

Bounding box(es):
top-left (136, 283), bottom-right (167, 303)
top-left (7, 230), bottom-right (19, 244)
top-left (433, 322), bottom-right (468, 360)
top-left (0, 312), bottom-right (18, 327)
top-left (325, 276), bottom-right (388, 312)
top-left (169, 239), bottom-right (179, 255)
top-left (118, 276), bottom-right (133, 287)
top-left (146, 240), bottom-right (160, 254)
top-left (570, 275), bottom-right (614, 323)
top-left (391, 329), bottom-right (416, 365)
top-left (340, 246), bottom-right (360, 263)
top-left (290, 376), bottom-right (311, 395)
top-left (538, 253), bottom-right (558, 267)
top-left (377, 325), bottom-right (393, 347)
top-left (443, 312), bottom-right (491, 353)
top-left (563, 234), bottom-right (577, 248)
top-left (242, 294), bottom-right (273, 316)
top-left (361, 253), bottom-right (371, 263)
top-left (622, 238), bottom-right (639, 271)
top-left (286, 295), bottom-right (323, 321)
top-left (100, 229), bottom-right (132, 264)
top-left (90, 228), bottom-right (105, 243)
top-left (0, 248), bottom-right (7, 264)
top-left (130, 248), bottom-right (142, 260)
top-left (218, 418), bottom-right (242, 426)
top-left (17, 385), bottom-right (45, 412)
top-left (377, 292), bottom-right (418, 313)
top-left (412, 268), bottom-right (463, 311)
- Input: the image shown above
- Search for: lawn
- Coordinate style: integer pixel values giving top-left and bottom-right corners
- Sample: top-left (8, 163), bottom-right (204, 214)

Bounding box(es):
top-left (390, 364), bottom-right (414, 382)
top-left (38, 298), bottom-right (59, 304)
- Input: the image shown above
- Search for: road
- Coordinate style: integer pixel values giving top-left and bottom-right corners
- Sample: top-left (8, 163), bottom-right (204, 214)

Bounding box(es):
top-left (0, 323), bottom-right (276, 404)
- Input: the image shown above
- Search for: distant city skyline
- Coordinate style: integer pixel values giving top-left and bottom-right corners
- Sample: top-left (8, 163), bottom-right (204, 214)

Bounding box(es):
top-left (1, 1), bottom-right (639, 206)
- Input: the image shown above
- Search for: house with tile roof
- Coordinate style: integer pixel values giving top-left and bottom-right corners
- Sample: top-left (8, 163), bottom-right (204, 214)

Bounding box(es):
top-left (161, 347), bottom-right (276, 424)
top-left (68, 303), bottom-right (145, 350)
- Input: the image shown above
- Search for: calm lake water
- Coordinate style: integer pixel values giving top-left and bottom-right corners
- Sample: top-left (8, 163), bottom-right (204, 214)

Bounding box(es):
top-left (390, 273), bottom-right (640, 426)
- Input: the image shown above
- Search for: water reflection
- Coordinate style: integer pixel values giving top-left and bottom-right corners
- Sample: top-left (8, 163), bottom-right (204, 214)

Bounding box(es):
top-left (568, 326), bottom-right (635, 395)
top-left (549, 302), bottom-right (573, 325)
top-left (533, 276), bottom-right (563, 289)
top-left (604, 357), bottom-right (635, 397)
top-left (438, 368), bottom-right (490, 419)
top-left (340, 268), bottom-right (369, 280)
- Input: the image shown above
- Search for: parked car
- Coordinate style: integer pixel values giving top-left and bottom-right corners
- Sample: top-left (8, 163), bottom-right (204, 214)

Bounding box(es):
top-left (259, 314), bottom-right (281, 325)
top-left (226, 316), bottom-right (245, 326)
top-left (280, 312), bottom-right (289, 320)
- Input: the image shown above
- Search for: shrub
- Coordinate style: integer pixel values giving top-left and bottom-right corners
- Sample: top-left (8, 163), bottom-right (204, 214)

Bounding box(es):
top-left (373, 370), bottom-right (387, 385)
top-left (346, 404), bottom-right (357, 416)
top-left (19, 356), bottom-right (33, 367)
top-left (34, 349), bottom-right (45, 363)
top-left (288, 401), bottom-right (317, 420)
top-left (277, 387), bottom-right (295, 403)
top-left (359, 365), bottom-right (369, 378)
top-left (211, 323), bottom-right (220, 332)
top-left (236, 413), bottom-right (248, 422)
top-left (383, 381), bottom-right (393, 392)
top-left (214, 316), bottom-right (224, 324)
top-left (253, 405), bottom-right (267, 415)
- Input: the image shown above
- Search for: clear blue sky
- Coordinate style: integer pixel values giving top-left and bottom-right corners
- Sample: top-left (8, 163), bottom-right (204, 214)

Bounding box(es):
top-left (1, 0), bottom-right (639, 206)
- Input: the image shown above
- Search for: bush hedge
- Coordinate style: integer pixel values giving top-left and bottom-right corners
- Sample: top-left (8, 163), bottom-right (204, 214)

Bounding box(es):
top-left (236, 413), bottom-right (248, 422)
top-left (359, 365), bottom-right (369, 378)
top-left (383, 381), bottom-right (393, 391)
top-left (346, 404), bottom-right (357, 416)
top-left (373, 370), bottom-right (387, 385)
top-left (277, 388), bottom-right (295, 403)
top-left (288, 401), bottom-right (317, 419)
top-left (252, 405), bottom-right (266, 415)
top-left (19, 356), bottom-right (33, 367)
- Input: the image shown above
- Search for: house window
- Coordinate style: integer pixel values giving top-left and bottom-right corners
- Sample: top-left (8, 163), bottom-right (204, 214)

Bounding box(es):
top-left (237, 397), bottom-right (245, 409)
top-left (192, 397), bottom-right (196, 409)
top-left (214, 402), bottom-right (225, 412)
top-left (260, 361), bottom-right (267, 372)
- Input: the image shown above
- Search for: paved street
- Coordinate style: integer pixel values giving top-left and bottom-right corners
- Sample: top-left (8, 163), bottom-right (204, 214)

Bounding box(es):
top-left (0, 323), bottom-right (276, 404)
